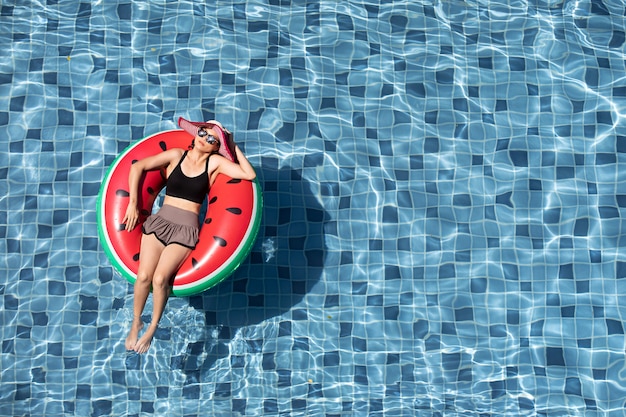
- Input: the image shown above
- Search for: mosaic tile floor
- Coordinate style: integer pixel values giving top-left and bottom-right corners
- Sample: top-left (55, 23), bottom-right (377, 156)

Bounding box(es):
top-left (2, 1), bottom-right (626, 415)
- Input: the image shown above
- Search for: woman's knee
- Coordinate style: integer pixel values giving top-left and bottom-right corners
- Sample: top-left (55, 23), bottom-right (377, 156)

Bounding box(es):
top-left (135, 271), bottom-right (152, 286)
top-left (152, 273), bottom-right (172, 290)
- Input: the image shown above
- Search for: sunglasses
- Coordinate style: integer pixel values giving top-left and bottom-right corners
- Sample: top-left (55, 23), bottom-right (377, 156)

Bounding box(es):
top-left (197, 128), bottom-right (219, 146)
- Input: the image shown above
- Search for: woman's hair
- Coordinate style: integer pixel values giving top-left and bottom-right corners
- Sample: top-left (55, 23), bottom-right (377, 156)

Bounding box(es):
top-left (188, 138), bottom-right (195, 150)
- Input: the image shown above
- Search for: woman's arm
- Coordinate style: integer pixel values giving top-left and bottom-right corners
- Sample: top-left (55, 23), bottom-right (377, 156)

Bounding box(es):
top-left (233, 145), bottom-right (257, 180)
top-left (122, 149), bottom-right (183, 231)
top-left (211, 144), bottom-right (257, 182)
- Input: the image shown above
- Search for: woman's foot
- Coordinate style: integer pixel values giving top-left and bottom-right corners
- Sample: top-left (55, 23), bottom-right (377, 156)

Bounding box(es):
top-left (133, 325), bottom-right (157, 354)
top-left (125, 318), bottom-right (144, 351)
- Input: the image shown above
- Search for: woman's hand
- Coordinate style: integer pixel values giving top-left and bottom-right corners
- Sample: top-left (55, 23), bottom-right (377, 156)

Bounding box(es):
top-left (122, 202), bottom-right (140, 232)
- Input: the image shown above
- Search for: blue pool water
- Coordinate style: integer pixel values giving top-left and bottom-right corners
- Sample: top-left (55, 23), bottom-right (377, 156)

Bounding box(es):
top-left (2, 0), bottom-right (626, 415)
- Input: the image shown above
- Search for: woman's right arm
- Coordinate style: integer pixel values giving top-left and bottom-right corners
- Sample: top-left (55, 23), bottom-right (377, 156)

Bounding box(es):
top-left (122, 149), bottom-right (183, 231)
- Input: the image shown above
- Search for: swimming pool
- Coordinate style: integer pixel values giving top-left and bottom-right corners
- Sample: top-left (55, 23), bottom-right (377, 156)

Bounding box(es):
top-left (1, 0), bottom-right (626, 415)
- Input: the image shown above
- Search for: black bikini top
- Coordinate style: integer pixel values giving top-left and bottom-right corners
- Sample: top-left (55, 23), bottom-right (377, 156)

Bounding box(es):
top-left (165, 151), bottom-right (210, 204)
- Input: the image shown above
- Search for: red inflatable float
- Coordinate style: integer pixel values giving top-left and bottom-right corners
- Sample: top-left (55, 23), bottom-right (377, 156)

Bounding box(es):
top-left (97, 129), bottom-right (262, 296)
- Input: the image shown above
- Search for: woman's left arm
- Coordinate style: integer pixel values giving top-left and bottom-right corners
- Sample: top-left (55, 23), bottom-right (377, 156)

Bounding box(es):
top-left (213, 145), bottom-right (257, 181)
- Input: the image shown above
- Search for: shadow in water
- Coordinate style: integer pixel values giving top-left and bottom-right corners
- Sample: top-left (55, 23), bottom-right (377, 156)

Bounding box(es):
top-left (165, 160), bottom-right (327, 377)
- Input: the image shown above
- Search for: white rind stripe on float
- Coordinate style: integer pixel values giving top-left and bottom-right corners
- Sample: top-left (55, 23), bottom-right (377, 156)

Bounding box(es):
top-left (174, 180), bottom-right (260, 292)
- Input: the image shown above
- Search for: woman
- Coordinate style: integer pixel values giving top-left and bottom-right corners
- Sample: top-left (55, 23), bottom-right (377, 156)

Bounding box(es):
top-left (122, 118), bottom-right (256, 354)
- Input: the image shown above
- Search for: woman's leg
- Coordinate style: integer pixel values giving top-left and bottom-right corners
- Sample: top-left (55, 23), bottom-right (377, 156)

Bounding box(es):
top-left (125, 233), bottom-right (164, 350)
top-left (133, 243), bottom-right (191, 354)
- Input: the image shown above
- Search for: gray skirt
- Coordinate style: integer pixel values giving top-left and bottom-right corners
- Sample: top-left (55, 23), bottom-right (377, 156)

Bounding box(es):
top-left (142, 205), bottom-right (199, 249)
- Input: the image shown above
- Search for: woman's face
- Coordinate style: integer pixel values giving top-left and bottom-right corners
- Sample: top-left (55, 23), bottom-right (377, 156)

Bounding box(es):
top-left (196, 127), bottom-right (220, 150)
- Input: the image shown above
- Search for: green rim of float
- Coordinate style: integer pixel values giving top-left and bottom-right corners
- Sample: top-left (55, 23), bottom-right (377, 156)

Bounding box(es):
top-left (96, 130), bottom-right (262, 297)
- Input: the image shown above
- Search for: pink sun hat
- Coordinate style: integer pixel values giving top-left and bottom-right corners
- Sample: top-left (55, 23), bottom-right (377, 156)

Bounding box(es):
top-left (178, 117), bottom-right (238, 163)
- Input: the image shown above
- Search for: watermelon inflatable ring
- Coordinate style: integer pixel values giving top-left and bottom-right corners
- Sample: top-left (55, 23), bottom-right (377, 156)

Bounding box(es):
top-left (96, 129), bottom-right (262, 296)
